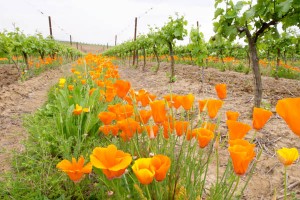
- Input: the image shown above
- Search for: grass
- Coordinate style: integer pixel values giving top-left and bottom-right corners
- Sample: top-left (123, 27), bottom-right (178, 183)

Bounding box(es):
top-left (0, 85), bottom-right (102, 199)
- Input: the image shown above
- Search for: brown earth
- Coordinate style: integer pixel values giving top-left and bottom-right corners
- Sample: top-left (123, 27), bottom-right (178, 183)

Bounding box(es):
top-left (62, 42), bottom-right (108, 54)
top-left (0, 65), bottom-right (19, 87)
top-left (1, 60), bottom-right (300, 199)
top-left (0, 63), bottom-right (72, 173)
top-left (116, 62), bottom-right (300, 200)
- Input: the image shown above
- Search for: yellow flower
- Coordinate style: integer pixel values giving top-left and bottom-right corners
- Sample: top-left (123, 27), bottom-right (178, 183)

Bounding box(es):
top-left (59, 78), bottom-right (66, 85)
top-left (59, 78), bottom-right (66, 88)
top-left (83, 108), bottom-right (90, 113)
top-left (74, 71), bottom-right (81, 75)
top-left (132, 158), bottom-right (155, 185)
top-left (277, 147), bottom-right (299, 166)
top-left (73, 104), bottom-right (83, 115)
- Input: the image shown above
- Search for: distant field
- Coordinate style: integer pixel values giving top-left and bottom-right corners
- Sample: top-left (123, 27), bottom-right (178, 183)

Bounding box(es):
top-left (60, 41), bottom-right (110, 54)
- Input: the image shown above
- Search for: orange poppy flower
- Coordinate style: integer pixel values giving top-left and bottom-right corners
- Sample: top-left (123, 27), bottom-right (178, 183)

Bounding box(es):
top-left (56, 156), bottom-right (92, 183)
top-left (136, 89), bottom-right (156, 107)
top-left (276, 98), bottom-right (300, 136)
top-left (114, 79), bottom-right (131, 98)
top-left (81, 79), bottom-right (86, 85)
top-left (68, 85), bottom-right (74, 91)
top-left (226, 120), bottom-right (251, 140)
top-left (90, 144), bottom-right (132, 180)
top-left (73, 104), bottom-right (83, 115)
top-left (201, 121), bottom-right (216, 132)
top-left (207, 99), bottom-right (223, 119)
top-left (180, 94), bottom-right (195, 110)
top-left (277, 147), bottom-right (299, 166)
top-left (146, 125), bottom-right (159, 139)
top-left (252, 107), bottom-right (272, 130)
top-left (195, 128), bottom-right (214, 148)
top-left (174, 121), bottom-right (190, 137)
top-left (96, 80), bottom-right (105, 87)
top-left (108, 104), bottom-right (134, 120)
top-left (117, 118), bottom-right (140, 141)
top-left (89, 88), bottom-right (96, 96)
top-left (98, 111), bottom-right (117, 125)
top-left (138, 110), bottom-right (152, 124)
top-left (162, 120), bottom-right (174, 139)
top-left (151, 155), bottom-right (171, 181)
top-left (186, 130), bottom-right (194, 141)
top-left (132, 158), bottom-right (155, 185)
top-left (228, 139), bottom-right (256, 175)
top-left (150, 100), bottom-right (167, 124)
top-left (226, 110), bottom-right (240, 121)
top-left (163, 94), bottom-right (173, 108)
top-left (105, 86), bottom-right (116, 102)
top-left (172, 95), bottom-right (183, 109)
top-left (215, 83), bottom-right (227, 99)
top-left (123, 96), bottom-right (133, 105)
top-left (99, 125), bottom-right (119, 136)
top-left (198, 100), bottom-right (208, 113)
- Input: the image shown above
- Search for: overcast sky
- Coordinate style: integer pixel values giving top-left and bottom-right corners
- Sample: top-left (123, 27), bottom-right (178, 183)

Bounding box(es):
top-left (1, 0), bottom-right (216, 45)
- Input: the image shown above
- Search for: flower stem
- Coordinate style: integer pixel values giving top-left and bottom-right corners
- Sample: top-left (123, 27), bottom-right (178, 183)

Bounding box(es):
top-left (228, 175), bottom-right (240, 200)
top-left (146, 185), bottom-right (152, 199)
top-left (238, 148), bottom-right (263, 199)
top-left (284, 166), bottom-right (287, 200)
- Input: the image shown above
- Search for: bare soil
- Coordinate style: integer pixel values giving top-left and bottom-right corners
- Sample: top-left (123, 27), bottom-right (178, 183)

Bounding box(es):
top-left (117, 61), bottom-right (300, 200)
top-left (0, 65), bottom-right (19, 87)
top-left (0, 63), bottom-right (72, 173)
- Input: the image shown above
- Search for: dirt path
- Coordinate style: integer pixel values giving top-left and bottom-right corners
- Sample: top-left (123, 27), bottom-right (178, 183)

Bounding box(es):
top-left (0, 64), bottom-right (72, 173)
top-left (117, 62), bottom-right (300, 199)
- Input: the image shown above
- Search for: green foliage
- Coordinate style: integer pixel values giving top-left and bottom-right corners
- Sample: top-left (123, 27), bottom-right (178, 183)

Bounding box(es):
top-left (214, 0), bottom-right (300, 43)
top-left (188, 27), bottom-right (208, 66)
top-left (159, 14), bottom-right (187, 44)
top-left (0, 28), bottom-right (82, 66)
top-left (271, 66), bottom-right (300, 80)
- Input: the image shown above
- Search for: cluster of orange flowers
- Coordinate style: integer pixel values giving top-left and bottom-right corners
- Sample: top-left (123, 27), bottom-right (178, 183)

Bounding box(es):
top-left (56, 54), bottom-right (300, 192)
top-left (28, 56), bottom-right (63, 69)
top-left (207, 56), bottom-right (240, 64)
top-left (57, 144), bottom-right (171, 184)
top-left (260, 59), bottom-right (300, 73)
top-left (0, 57), bottom-right (8, 61)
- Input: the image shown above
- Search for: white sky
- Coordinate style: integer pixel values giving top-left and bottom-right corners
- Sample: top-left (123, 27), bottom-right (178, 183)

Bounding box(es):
top-left (1, 0), bottom-right (215, 45)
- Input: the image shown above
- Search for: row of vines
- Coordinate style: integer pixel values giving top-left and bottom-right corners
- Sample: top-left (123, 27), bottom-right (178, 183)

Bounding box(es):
top-left (0, 27), bottom-right (82, 79)
top-left (103, 0), bottom-right (300, 108)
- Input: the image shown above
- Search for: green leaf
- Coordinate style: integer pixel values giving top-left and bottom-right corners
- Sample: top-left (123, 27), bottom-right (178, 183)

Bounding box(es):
top-left (278, 0), bottom-right (293, 16)
top-left (214, 8), bottom-right (224, 19)
top-left (245, 7), bottom-right (255, 20)
top-left (224, 9), bottom-right (237, 19)
top-left (234, 1), bottom-right (245, 11)
top-left (214, 0), bottom-right (223, 8)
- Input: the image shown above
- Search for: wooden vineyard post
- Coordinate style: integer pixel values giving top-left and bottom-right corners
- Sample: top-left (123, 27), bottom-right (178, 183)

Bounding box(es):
top-left (115, 35), bottom-right (117, 46)
top-left (76, 42), bottom-right (79, 49)
top-left (70, 35), bottom-right (72, 46)
top-left (48, 16), bottom-right (53, 39)
top-left (133, 17), bottom-right (137, 66)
